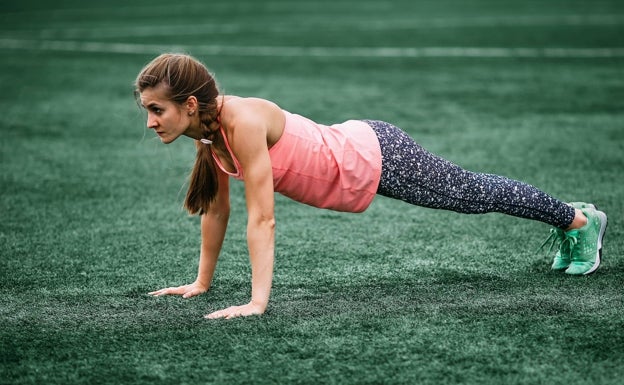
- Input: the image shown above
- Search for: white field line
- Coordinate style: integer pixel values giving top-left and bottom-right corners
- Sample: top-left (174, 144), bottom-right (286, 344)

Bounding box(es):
top-left (4, 14), bottom-right (624, 39)
top-left (1, 38), bottom-right (624, 58)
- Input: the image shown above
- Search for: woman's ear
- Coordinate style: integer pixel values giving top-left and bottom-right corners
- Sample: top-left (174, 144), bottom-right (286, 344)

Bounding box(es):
top-left (186, 96), bottom-right (198, 114)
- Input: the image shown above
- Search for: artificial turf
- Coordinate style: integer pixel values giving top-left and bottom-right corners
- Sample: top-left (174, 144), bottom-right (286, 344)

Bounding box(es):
top-left (1, 1), bottom-right (623, 384)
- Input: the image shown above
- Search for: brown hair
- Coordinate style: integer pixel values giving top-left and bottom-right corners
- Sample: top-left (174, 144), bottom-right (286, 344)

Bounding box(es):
top-left (134, 53), bottom-right (221, 215)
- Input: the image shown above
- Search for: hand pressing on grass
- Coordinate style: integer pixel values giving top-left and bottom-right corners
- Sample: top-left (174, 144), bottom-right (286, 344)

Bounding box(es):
top-left (148, 281), bottom-right (208, 299)
top-left (205, 301), bottom-right (265, 320)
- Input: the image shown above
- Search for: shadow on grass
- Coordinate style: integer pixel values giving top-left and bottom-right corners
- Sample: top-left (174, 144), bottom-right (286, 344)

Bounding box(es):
top-left (271, 267), bottom-right (620, 321)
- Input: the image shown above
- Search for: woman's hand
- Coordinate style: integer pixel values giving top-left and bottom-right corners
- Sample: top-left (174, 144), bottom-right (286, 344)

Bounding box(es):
top-left (205, 301), bottom-right (265, 320)
top-left (148, 281), bottom-right (208, 299)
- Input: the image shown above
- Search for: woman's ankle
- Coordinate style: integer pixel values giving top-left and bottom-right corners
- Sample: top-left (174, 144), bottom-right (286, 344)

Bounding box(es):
top-left (565, 208), bottom-right (587, 231)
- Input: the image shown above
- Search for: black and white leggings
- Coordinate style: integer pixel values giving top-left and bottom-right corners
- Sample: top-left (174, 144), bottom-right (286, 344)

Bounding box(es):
top-left (363, 120), bottom-right (575, 229)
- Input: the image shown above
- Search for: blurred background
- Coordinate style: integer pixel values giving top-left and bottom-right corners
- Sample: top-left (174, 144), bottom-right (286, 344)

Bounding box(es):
top-left (1, 1), bottom-right (623, 384)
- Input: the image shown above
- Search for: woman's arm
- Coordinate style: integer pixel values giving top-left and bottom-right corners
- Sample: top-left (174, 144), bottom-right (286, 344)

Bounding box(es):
top-left (195, 170), bottom-right (231, 290)
top-left (205, 101), bottom-right (277, 319)
top-left (149, 169), bottom-right (230, 298)
top-left (241, 145), bottom-right (276, 312)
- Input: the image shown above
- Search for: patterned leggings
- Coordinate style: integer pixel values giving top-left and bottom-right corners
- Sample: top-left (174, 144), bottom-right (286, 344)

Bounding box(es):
top-left (363, 120), bottom-right (575, 229)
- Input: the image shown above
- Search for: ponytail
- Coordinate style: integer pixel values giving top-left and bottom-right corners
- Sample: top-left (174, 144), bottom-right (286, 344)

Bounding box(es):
top-left (134, 53), bottom-right (223, 216)
top-left (184, 139), bottom-right (218, 215)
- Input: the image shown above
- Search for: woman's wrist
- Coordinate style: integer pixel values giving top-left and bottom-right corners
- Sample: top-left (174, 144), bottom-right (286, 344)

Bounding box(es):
top-left (194, 276), bottom-right (211, 289)
top-left (250, 298), bottom-right (268, 313)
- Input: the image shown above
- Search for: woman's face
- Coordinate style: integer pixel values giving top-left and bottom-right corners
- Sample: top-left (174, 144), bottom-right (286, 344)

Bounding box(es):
top-left (139, 85), bottom-right (193, 144)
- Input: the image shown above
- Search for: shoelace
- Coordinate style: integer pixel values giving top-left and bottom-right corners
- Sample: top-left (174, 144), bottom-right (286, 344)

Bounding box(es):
top-left (562, 231), bottom-right (579, 254)
top-left (538, 228), bottom-right (578, 255)
top-left (563, 230), bottom-right (580, 260)
top-left (538, 228), bottom-right (565, 254)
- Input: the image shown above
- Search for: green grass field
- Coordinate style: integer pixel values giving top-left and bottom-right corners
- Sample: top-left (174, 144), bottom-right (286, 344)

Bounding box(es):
top-left (1, 0), bottom-right (623, 384)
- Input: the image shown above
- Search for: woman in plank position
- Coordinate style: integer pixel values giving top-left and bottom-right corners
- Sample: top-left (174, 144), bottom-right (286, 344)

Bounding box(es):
top-left (135, 53), bottom-right (607, 319)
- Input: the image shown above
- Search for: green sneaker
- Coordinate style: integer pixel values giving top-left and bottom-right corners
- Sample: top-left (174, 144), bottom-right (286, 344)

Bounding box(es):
top-left (540, 227), bottom-right (571, 270)
top-left (565, 207), bottom-right (608, 275)
top-left (569, 202), bottom-right (595, 211)
top-left (551, 228), bottom-right (572, 270)
top-left (540, 202), bottom-right (596, 271)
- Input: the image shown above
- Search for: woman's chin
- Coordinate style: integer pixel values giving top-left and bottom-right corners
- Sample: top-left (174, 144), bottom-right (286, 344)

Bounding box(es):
top-left (158, 134), bottom-right (177, 144)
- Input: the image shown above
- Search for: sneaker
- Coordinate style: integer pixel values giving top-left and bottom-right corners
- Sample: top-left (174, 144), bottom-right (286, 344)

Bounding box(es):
top-left (565, 207), bottom-right (608, 275)
top-left (541, 202), bottom-right (596, 271)
top-left (569, 202), bottom-right (596, 211)
top-left (544, 228), bottom-right (571, 270)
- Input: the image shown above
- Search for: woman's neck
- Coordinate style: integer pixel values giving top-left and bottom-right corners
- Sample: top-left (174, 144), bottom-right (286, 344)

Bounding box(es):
top-left (184, 95), bottom-right (229, 140)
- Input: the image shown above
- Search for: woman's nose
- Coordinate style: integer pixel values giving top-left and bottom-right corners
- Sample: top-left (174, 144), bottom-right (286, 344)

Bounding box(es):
top-left (147, 114), bottom-right (157, 129)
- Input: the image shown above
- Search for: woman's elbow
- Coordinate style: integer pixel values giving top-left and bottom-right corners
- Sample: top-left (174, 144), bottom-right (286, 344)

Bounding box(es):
top-left (204, 203), bottom-right (230, 222)
top-left (250, 214), bottom-right (276, 230)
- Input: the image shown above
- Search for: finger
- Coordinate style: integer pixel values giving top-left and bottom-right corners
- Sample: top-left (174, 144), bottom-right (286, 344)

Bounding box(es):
top-left (205, 311), bottom-right (224, 319)
top-left (205, 306), bottom-right (236, 319)
top-left (149, 287), bottom-right (182, 296)
top-left (224, 307), bottom-right (246, 319)
top-left (182, 289), bottom-right (200, 299)
top-left (149, 288), bottom-right (172, 296)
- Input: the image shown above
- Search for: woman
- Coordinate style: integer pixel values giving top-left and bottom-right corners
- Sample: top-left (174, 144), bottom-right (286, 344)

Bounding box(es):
top-left (135, 53), bottom-right (607, 319)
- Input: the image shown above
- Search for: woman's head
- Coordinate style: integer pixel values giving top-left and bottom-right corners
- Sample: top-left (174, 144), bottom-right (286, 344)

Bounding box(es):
top-left (135, 54), bottom-right (222, 143)
top-left (135, 53), bottom-right (222, 214)
top-left (135, 53), bottom-right (219, 115)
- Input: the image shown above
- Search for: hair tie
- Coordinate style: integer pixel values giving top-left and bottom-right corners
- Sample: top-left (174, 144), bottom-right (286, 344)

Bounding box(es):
top-left (200, 138), bottom-right (212, 145)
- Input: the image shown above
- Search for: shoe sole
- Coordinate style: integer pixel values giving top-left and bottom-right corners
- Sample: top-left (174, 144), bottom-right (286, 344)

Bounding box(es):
top-left (583, 209), bottom-right (608, 275)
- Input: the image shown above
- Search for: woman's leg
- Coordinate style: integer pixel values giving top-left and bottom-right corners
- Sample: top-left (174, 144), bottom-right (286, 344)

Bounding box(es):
top-left (364, 120), bottom-right (576, 228)
top-left (364, 119), bottom-right (607, 275)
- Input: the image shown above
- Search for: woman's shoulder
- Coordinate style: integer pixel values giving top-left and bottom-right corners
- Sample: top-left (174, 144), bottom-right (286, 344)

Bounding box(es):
top-left (221, 95), bottom-right (282, 115)
top-left (220, 96), bottom-right (285, 144)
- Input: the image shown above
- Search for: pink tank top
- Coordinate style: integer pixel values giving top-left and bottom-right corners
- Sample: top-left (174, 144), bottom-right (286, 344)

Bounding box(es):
top-left (211, 110), bottom-right (382, 213)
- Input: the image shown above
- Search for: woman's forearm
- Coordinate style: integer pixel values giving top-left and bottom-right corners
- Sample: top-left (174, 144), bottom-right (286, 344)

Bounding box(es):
top-left (247, 217), bottom-right (275, 310)
top-left (197, 210), bottom-right (229, 287)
